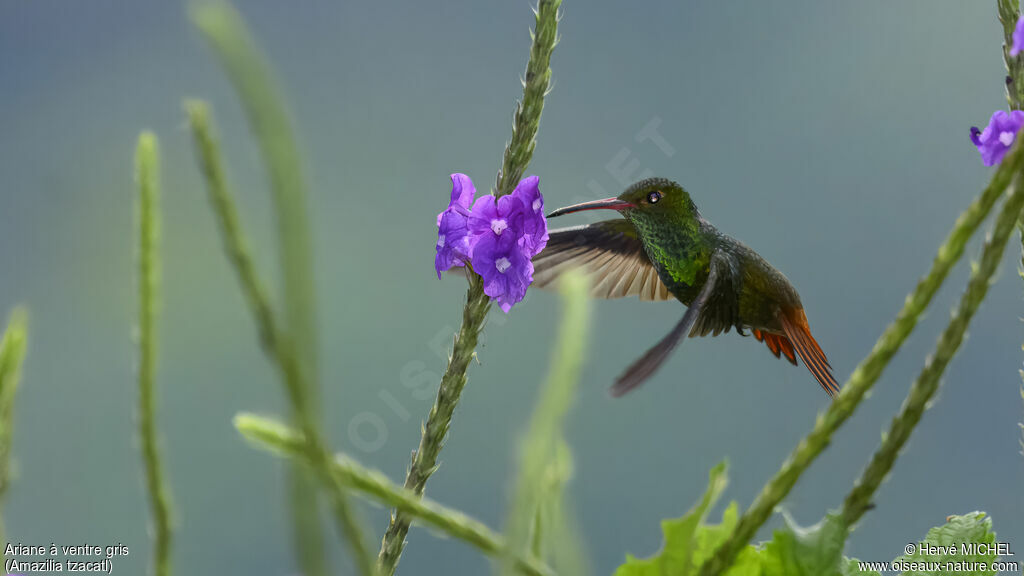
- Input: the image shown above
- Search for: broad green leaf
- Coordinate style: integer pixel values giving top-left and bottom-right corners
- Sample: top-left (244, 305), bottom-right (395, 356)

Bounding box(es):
top-left (613, 462), bottom-right (867, 576)
top-left (893, 512), bottom-right (998, 576)
top-left (760, 513), bottom-right (848, 576)
top-left (614, 462), bottom-right (742, 576)
top-left (613, 461), bottom-right (1000, 576)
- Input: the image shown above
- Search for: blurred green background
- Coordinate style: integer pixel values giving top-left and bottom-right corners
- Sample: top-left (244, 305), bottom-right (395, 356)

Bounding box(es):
top-left (1, 1), bottom-right (1022, 574)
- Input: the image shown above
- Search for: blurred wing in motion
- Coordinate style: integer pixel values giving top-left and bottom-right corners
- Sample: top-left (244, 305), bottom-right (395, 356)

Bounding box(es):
top-left (532, 219), bottom-right (673, 301)
top-left (610, 252), bottom-right (724, 396)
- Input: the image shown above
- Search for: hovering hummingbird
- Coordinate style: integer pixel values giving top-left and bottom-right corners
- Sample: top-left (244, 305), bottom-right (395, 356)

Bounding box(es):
top-left (534, 177), bottom-right (839, 398)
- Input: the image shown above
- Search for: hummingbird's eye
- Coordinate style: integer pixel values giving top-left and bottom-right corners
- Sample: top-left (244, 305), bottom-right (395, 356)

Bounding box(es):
top-left (647, 191), bottom-right (662, 204)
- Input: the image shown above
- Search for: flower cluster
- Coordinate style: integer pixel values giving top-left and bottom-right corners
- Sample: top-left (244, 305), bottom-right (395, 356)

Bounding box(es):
top-left (435, 174), bottom-right (548, 312)
top-left (968, 15), bottom-right (1024, 166)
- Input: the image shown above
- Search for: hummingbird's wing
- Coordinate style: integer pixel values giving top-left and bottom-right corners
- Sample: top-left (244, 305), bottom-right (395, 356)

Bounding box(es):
top-left (610, 252), bottom-right (726, 397)
top-left (532, 219), bottom-right (673, 301)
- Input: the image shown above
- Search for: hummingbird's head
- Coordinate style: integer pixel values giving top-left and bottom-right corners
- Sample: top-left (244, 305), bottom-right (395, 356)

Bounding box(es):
top-left (546, 177), bottom-right (699, 224)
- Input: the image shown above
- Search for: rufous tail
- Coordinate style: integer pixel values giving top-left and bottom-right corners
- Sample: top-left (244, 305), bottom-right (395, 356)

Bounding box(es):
top-left (778, 308), bottom-right (840, 398)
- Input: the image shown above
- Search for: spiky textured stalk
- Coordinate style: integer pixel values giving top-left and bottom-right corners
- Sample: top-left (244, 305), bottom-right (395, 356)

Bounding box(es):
top-left (501, 272), bottom-right (588, 576)
top-left (992, 0), bottom-right (1024, 462)
top-left (377, 274), bottom-right (490, 574)
top-left (185, 101), bottom-right (375, 576)
top-left (0, 308), bottom-right (27, 550)
top-left (494, 0), bottom-right (562, 199)
top-left (999, 0), bottom-right (1024, 110)
top-left (698, 132), bottom-right (1024, 576)
top-left (189, 4), bottom-right (325, 574)
top-left (235, 414), bottom-right (555, 576)
top-left (996, 0), bottom-right (1024, 462)
top-left (135, 133), bottom-right (174, 576)
top-left (377, 2), bottom-right (560, 574)
top-left (841, 172), bottom-right (1024, 524)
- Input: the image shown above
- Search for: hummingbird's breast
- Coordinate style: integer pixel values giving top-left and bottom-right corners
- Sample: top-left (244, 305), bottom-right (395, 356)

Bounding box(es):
top-left (632, 216), bottom-right (803, 335)
top-left (629, 217), bottom-right (713, 305)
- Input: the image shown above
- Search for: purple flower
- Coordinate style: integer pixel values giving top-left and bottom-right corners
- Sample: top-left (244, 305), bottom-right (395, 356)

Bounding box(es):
top-left (435, 174), bottom-right (476, 277)
top-left (468, 192), bottom-right (527, 244)
top-left (434, 173), bottom-right (547, 312)
top-left (472, 233), bottom-right (533, 313)
top-left (511, 175), bottom-right (548, 257)
top-left (1012, 15), bottom-right (1024, 57)
top-left (970, 110), bottom-right (1024, 166)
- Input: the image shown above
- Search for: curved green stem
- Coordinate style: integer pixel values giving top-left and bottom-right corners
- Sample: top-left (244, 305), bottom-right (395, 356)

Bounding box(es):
top-left (698, 135), bottom-right (1024, 576)
top-left (185, 101), bottom-right (374, 576)
top-left (189, 4), bottom-right (328, 574)
top-left (841, 172), bottom-right (1024, 525)
top-left (235, 414), bottom-right (555, 576)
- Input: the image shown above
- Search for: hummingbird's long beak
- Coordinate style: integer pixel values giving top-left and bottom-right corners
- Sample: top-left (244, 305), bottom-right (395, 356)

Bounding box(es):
top-left (546, 197), bottom-right (635, 218)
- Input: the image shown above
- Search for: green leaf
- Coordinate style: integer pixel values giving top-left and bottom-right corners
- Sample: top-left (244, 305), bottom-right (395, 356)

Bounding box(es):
top-left (614, 464), bottom-right (869, 576)
top-left (760, 513), bottom-right (849, 576)
top-left (614, 464), bottom-right (999, 576)
top-left (893, 512), bottom-right (998, 576)
top-left (614, 462), bottom-right (732, 576)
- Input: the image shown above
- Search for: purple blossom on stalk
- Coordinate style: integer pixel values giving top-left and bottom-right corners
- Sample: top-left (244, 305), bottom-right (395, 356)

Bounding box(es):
top-left (467, 192), bottom-right (528, 244)
top-left (435, 174), bottom-right (476, 278)
top-left (1012, 15), bottom-right (1024, 57)
top-left (970, 110), bottom-right (1024, 166)
top-left (471, 233), bottom-right (533, 313)
top-left (511, 175), bottom-right (548, 257)
top-left (433, 173), bottom-right (548, 312)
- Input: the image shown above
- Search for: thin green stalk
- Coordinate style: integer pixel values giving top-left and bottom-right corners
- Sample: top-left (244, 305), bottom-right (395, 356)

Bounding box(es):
top-left (840, 174), bottom-right (1024, 525)
top-left (235, 413), bottom-right (556, 576)
top-left (377, 274), bottom-right (490, 574)
top-left (377, 2), bottom-right (561, 573)
top-left (698, 128), bottom-right (1024, 576)
top-left (189, 1), bottom-right (317, 376)
top-left (494, 0), bottom-right (562, 198)
top-left (501, 271), bottom-right (588, 576)
top-left (189, 4), bottom-right (324, 574)
top-left (0, 308), bottom-right (28, 550)
top-left (135, 133), bottom-right (174, 576)
top-left (999, 0), bottom-right (1024, 111)
top-left (185, 101), bottom-right (375, 576)
top-left (997, 0), bottom-right (1024, 461)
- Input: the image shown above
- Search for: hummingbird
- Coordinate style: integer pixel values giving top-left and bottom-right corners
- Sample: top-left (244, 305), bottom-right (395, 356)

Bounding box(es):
top-left (534, 177), bottom-right (839, 398)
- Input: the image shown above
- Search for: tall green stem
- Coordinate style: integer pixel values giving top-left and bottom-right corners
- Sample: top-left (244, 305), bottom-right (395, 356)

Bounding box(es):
top-left (0, 308), bottom-right (27, 551)
top-left (189, 4), bottom-right (325, 574)
top-left (135, 133), bottom-right (174, 576)
top-left (996, 0), bottom-right (1024, 460)
top-left (841, 173), bottom-right (1024, 525)
top-left (501, 271), bottom-right (588, 576)
top-left (999, 0), bottom-right (1024, 111)
top-left (376, 2), bottom-right (561, 574)
top-left (698, 131), bottom-right (1024, 576)
top-left (185, 101), bottom-right (375, 576)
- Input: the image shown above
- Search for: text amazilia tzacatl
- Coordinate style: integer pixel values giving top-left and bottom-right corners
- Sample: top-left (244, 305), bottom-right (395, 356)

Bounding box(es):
top-left (534, 177), bottom-right (839, 398)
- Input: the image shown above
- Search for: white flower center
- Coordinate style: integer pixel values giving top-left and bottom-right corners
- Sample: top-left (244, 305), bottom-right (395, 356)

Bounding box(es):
top-left (495, 257), bottom-right (511, 274)
top-left (491, 219), bottom-right (508, 235)
top-left (532, 198), bottom-right (542, 212)
top-left (436, 234), bottom-right (446, 248)
top-left (1000, 130), bottom-right (1016, 146)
